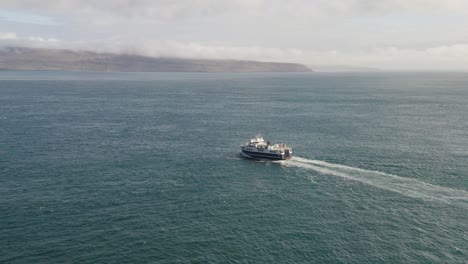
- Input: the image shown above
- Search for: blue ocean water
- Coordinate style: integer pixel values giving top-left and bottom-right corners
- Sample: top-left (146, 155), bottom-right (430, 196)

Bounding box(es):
top-left (1, 71), bottom-right (467, 263)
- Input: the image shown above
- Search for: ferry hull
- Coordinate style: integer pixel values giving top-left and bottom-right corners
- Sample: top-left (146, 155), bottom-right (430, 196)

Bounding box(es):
top-left (241, 150), bottom-right (292, 160)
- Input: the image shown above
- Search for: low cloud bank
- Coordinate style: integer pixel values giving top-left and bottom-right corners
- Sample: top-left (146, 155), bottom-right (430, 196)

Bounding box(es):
top-left (2, 32), bottom-right (468, 70)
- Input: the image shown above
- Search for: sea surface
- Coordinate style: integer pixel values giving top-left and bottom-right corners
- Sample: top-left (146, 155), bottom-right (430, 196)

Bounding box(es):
top-left (1, 71), bottom-right (467, 263)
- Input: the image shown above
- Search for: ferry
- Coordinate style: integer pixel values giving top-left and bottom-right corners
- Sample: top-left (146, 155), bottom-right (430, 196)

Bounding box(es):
top-left (241, 134), bottom-right (292, 160)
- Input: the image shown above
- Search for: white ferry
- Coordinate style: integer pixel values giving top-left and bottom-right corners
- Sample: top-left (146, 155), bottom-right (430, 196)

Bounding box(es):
top-left (241, 134), bottom-right (292, 160)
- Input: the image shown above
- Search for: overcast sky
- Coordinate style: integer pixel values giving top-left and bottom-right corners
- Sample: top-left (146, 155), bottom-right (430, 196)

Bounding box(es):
top-left (1, 0), bottom-right (468, 70)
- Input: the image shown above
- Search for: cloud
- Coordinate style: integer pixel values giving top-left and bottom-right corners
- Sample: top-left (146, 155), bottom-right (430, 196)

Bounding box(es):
top-left (27, 36), bottom-right (59, 42)
top-left (0, 33), bottom-right (61, 49)
top-left (73, 40), bottom-right (303, 62)
top-left (1, 1), bottom-right (264, 22)
top-left (2, 1), bottom-right (468, 70)
top-left (5, 31), bottom-right (468, 70)
top-left (350, 0), bottom-right (468, 14)
top-left (130, 42), bottom-right (303, 61)
top-left (3, 0), bottom-right (468, 22)
top-left (0, 10), bottom-right (57, 25)
top-left (0, 32), bottom-right (17, 40)
top-left (0, 33), bottom-right (302, 62)
top-left (300, 44), bottom-right (468, 70)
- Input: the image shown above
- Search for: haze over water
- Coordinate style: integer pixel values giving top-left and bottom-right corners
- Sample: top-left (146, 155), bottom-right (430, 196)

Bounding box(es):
top-left (1, 71), bottom-right (467, 263)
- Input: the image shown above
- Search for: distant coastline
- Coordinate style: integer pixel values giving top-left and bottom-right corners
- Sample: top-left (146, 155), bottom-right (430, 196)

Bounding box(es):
top-left (0, 47), bottom-right (312, 73)
top-left (308, 64), bottom-right (380, 72)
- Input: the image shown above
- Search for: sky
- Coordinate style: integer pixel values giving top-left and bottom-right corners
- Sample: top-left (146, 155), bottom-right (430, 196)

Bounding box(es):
top-left (1, 0), bottom-right (468, 70)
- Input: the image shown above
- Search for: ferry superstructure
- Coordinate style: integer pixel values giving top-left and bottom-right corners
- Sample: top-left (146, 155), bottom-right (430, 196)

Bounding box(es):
top-left (241, 135), bottom-right (292, 160)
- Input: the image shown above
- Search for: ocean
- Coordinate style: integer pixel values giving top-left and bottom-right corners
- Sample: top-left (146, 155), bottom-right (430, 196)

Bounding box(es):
top-left (1, 71), bottom-right (467, 263)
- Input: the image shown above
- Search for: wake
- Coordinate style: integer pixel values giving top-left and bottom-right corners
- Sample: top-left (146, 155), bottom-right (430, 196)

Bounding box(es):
top-left (279, 156), bottom-right (468, 208)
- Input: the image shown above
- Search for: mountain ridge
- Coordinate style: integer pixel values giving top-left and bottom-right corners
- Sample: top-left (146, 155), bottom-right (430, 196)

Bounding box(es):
top-left (0, 47), bottom-right (312, 73)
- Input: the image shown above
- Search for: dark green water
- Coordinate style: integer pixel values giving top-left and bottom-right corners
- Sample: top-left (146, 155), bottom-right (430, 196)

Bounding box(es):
top-left (1, 71), bottom-right (467, 263)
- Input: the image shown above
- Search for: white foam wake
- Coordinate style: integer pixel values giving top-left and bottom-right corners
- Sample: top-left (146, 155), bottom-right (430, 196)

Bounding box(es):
top-left (280, 157), bottom-right (468, 208)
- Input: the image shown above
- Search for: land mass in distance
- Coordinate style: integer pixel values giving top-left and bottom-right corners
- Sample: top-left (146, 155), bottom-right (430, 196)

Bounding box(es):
top-left (0, 47), bottom-right (312, 73)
